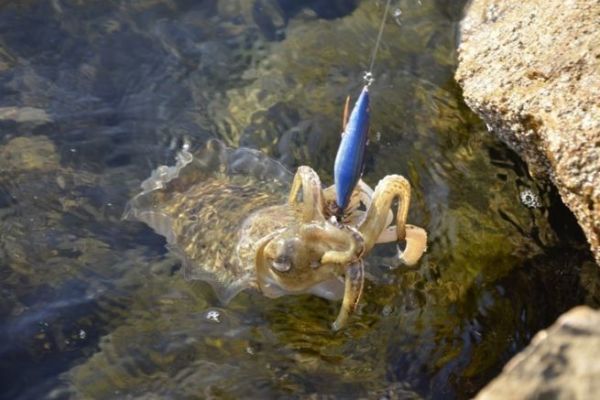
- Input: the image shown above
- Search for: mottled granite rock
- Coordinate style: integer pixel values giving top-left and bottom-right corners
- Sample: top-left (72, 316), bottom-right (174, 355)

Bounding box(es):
top-left (476, 306), bottom-right (600, 400)
top-left (456, 0), bottom-right (600, 263)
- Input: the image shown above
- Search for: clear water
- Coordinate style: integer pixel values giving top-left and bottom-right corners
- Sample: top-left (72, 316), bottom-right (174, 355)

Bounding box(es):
top-left (0, 1), bottom-right (598, 399)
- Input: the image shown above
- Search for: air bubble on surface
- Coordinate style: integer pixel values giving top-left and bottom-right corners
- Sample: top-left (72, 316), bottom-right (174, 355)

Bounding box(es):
top-left (393, 8), bottom-right (402, 26)
top-left (205, 310), bottom-right (221, 323)
top-left (520, 189), bottom-right (542, 208)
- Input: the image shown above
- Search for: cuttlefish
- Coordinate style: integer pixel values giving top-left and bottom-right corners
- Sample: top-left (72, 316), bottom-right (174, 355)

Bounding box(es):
top-left (125, 137), bottom-right (427, 330)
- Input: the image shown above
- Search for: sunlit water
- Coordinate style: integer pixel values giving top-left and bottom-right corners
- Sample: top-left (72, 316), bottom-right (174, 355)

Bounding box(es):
top-left (0, 1), bottom-right (598, 399)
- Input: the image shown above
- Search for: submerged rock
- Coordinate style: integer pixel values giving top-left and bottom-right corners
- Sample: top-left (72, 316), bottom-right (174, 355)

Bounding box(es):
top-left (475, 306), bottom-right (600, 400)
top-left (456, 0), bottom-right (600, 264)
top-left (0, 136), bottom-right (59, 172)
top-left (0, 106), bottom-right (51, 126)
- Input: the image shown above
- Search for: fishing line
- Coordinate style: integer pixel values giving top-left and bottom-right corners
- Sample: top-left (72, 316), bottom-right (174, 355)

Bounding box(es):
top-left (364, 0), bottom-right (393, 86)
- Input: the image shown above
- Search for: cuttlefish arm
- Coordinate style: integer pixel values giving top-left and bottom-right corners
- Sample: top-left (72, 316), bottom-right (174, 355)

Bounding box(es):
top-left (358, 174), bottom-right (427, 266)
top-left (375, 224), bottom-right (428, 266)
top-left (288, 165), bottom-right (326, 222)
top-left (332, 260), bottom-right (364, 331)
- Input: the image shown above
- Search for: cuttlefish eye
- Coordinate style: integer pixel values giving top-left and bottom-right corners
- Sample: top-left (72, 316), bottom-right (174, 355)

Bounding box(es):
top-left (265, 238), bottom-right (299, 273)
top-left (272, 255), bottom-right (291, 272)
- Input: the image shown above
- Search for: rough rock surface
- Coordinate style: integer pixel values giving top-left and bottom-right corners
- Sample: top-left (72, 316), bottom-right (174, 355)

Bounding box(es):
top-left (475, 306), bottom-right (600, 400)
top-left (456, 0), bottom-right (600, 263)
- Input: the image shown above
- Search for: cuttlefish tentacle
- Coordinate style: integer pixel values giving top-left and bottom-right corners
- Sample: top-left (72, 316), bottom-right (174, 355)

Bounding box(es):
top-left (375, 224), bottom-right (428, 265)
top-left (358, 175), bottom-right (411, 253)
top-left (288, 166), bottom-right (326, 222)
top-left (399, 224), bottom-right (427, 265)
top-left (358, 180), bottom-right (394, 229)
top-left (320, 225), bottom-right (364, 266)
top-left (358, 175), bottom-right (427, 265)
top-left (332, 260), bottom-right (364, 331)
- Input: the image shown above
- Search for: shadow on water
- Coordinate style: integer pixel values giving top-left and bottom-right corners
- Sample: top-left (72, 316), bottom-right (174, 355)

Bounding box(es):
top-left (0, 1), bottom-right (598, 399)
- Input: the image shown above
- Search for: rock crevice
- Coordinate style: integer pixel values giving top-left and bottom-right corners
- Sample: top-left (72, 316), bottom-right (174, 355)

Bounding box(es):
top-left (456, 0), bottom-right (600, 263)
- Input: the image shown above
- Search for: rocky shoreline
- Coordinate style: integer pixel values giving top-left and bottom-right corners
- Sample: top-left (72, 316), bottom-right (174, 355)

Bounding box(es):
top-left (475, 306), bottom-right (600, 399)
top-left (457, 1), bottom-right (600, 397)
top-left (456, 0), bottom-right (599, 264)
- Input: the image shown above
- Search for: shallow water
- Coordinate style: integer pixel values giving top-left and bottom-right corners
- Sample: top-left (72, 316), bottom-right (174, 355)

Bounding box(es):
top-left (0, 1), bottom-right (598, 399)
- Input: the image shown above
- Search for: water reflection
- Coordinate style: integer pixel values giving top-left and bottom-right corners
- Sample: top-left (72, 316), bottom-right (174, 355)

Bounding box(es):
top-left (0, 1), bottom-right (597, 399)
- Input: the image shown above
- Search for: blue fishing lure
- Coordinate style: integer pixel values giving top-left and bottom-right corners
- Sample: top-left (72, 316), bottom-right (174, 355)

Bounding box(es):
top-left (333, 85), bottom-right (370, 213)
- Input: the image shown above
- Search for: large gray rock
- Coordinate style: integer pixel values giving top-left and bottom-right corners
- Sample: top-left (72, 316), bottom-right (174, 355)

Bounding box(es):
top-left (456, 0), bottom-right (600, 264)
top-left (475, 306), bottom-right (600, 400)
